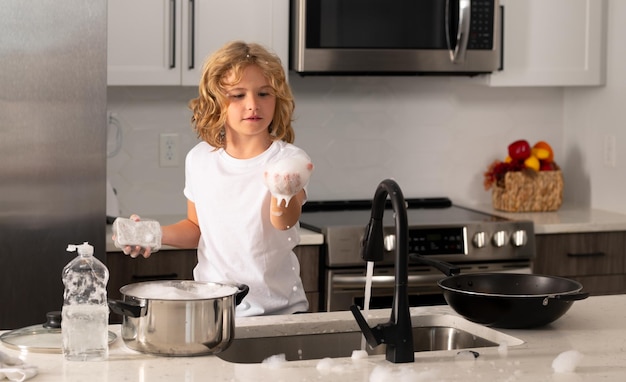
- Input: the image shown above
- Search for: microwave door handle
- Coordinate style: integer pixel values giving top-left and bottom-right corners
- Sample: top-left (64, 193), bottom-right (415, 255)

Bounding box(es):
top-left (447, 0), bottom-right (471, 64)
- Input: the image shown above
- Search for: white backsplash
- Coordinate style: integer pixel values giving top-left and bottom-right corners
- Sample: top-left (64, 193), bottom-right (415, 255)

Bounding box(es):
top-left (107, 76), bottom-right (564, 217)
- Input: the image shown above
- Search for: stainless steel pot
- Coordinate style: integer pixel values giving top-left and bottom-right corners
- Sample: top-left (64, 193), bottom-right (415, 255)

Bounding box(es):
top-left (108, 280), bottom-right (248, 356)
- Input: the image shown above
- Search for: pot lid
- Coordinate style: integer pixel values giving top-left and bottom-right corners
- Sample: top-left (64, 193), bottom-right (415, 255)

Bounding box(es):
top-left (120, 280), bottom-right (240, 300)
top-left (0, 311), bottom-right (116, 354)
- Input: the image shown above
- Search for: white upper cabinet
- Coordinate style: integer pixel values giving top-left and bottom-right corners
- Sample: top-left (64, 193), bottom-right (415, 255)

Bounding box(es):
top-left (181, 0), bottom-right (289, 85)
top-left (487, 0), bottom-right (607, 87)
top-left (107, 0), bottom-right (289, 86)
top-left (108, 0), bottom-right (180, 85)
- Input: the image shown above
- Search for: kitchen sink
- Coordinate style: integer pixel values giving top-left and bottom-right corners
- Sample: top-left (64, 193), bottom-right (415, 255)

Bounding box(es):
top-left (217, 314), bottom-right (523, 363)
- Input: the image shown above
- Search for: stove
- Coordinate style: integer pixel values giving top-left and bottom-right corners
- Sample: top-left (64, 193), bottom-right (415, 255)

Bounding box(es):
top-left (300, 198), bottom-right (536, 311)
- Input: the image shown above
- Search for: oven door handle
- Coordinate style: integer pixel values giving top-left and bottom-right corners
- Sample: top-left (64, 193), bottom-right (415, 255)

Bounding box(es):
top-left (409, 253), bottom-right (460, 276)
top-left (332, 274), bottom-right (444, 288)
top-left (331, 266), bottom-right (532, 289)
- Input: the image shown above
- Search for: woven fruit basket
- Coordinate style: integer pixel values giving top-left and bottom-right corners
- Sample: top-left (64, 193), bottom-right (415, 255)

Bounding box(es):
top-left (491, 170), bottom-right (563, 212)
top-left (484, 140), bottom-right (563, 212)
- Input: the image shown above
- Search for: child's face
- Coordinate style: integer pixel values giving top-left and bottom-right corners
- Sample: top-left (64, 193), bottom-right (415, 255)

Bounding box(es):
top-left (223, 64), bottom-right (276, 143)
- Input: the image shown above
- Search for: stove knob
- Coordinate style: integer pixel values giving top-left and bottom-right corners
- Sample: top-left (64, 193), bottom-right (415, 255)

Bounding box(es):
top-left (510, 229), bottom-right (528, 247)
top-left (492, 231), bottom-right (508, 247)
top-left (383, 234), bottom-right (395, 252)
top-left (472, 232), bottom-right (487, 248)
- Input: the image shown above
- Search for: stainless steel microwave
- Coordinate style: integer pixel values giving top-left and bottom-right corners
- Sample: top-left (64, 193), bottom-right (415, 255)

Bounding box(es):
top-left (290, 0), bottom-right (502, 75)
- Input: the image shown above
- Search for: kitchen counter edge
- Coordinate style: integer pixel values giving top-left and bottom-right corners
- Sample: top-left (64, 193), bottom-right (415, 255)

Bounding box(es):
top-left (459, 202), bottom-right (626, 234)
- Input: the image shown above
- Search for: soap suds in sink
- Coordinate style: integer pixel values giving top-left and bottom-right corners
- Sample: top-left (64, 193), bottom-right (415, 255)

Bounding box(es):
top-left (369, 365), bottom-right (441, 382)
top-left (261, 353), bottom-right (286, 369)
top-left (498, 342), bottom-right (509, 357)
top-left (351, 350), bottom-right (368, 360)
top-left (552, 350), bottom-right (584, 373)
top-left (316, 357), bottom-right (349, 374)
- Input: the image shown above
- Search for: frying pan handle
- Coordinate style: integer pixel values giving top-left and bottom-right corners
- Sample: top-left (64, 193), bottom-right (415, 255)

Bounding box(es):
top-left (554, 292), bottom-right (589, 301)
top-left (543, 292), bottom-right (590, 306)
top-left (409, 253), bottom-right (461, 276)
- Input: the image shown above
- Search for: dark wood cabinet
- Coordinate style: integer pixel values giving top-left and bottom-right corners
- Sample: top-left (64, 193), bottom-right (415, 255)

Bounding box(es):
top-left (107, 245), bottom-right (322, 318)
top-left (294, 246), bottom-right (321, 313)
top-left (533, 231), bottom-right (626, 295)
top-left (107, 249), bottom-right (197, 302)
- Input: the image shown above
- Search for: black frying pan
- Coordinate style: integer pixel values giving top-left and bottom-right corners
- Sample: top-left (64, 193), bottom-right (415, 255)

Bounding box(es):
top-left (410, 254), bottom-right (589, 329)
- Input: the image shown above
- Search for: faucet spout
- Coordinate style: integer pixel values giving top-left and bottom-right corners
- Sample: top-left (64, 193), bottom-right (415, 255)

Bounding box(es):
top-left (351, 179), bottom-right (414, 363)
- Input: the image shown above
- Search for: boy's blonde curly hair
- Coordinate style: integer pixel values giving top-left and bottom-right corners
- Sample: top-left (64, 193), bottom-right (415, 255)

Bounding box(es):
top-left (188, 41), bottom-right (295, 147)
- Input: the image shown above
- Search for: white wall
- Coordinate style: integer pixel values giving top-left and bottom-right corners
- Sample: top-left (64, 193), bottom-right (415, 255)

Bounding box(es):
top-left (290, 76), bottom-right (564, 203)
top-left (563, 0), bottom-right (626, 214)
top-left (107, 86), bottom-right (198, 216)
top-left (107, 79), bottom-right (564, 217)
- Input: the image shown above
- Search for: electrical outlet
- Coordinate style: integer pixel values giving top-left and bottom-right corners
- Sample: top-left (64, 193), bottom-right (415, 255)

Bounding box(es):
top-left (603, 135), bottom-right (616, 168)
top-left (159, 133), bottom-right (180, 167)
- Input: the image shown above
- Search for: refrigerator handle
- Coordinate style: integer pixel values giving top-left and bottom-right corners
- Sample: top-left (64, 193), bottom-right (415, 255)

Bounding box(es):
top-left (188, 0), bottom-right (195, 70)
top-left (168, 0), bottom-right (177, 69)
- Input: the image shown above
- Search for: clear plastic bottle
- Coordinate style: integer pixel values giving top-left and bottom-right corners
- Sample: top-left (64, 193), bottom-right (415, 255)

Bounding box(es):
top-left (61, 242), bottom-right (109, 361)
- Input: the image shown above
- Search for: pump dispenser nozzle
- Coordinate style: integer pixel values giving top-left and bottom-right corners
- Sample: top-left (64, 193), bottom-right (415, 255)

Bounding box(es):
top-left (66, 242), bottom-right (94, 256)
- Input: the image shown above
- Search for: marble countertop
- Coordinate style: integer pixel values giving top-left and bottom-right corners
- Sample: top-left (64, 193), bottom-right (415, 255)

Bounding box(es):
top-left (105, 215), bottom-right (323, 252)
top-left (459, 202), bottom-right (626, 234)
top-left (2, 294), bottom-right (625, 381)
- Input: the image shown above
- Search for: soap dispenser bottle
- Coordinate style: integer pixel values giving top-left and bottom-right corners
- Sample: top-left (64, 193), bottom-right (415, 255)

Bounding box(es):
top-left (61, 242), bottom-right (109, 361)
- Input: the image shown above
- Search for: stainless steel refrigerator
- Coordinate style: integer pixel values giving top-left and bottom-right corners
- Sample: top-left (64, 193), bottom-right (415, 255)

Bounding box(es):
top-left (0, 0), bottom-right (107, 329)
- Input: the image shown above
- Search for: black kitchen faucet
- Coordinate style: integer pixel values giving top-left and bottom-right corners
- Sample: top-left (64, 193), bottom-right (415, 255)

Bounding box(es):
top-left (350, 178), bottom-right (414, 363)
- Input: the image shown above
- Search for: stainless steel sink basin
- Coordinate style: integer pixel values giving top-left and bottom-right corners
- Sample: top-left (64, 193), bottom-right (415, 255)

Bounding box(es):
top-left (218, 314), bottom-right (523, 363)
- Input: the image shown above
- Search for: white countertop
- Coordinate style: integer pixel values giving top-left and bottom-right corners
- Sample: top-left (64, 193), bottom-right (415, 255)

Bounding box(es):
top-left (460, 202), bottom-right (626, 234)
top-left (105, 215), bottom-right (323, 252)
top-left (2, 294), bottom-right (625, 381)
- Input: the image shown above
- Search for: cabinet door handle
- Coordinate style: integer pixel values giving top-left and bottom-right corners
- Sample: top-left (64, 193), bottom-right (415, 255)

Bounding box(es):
top-left (187, 0), bottom-right (195, 70)
top-left (168, 0), bottom-right (177, 69)
top-left (566, 252), bottom-right (606, 258)
top-left (132, 273), bottom-right (179, 281)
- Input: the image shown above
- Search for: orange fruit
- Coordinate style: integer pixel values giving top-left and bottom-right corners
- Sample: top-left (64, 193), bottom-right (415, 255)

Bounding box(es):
top-left (532, 147), bottom-right (550, 160)
top-left (533, 141), bottom-right (554, 163)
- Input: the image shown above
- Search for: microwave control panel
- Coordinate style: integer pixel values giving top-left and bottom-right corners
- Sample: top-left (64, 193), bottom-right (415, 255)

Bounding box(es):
top-left (468, 0), bottom-right (496, 50)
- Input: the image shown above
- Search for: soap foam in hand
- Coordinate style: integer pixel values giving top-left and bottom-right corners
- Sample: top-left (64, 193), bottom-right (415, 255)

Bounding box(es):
top-left (264, 155), bottom-right (313, 207)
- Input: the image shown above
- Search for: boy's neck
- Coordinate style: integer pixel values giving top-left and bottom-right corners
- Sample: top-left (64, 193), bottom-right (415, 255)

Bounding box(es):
top-left (224, 135), bottom-right (273, 159)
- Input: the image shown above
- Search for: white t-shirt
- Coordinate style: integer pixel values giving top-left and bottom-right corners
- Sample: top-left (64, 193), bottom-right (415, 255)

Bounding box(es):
top-left (183, 140), bottom-right (309, 316)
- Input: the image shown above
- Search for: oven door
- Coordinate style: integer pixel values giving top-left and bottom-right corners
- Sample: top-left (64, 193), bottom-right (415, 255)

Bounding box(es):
top-left (290, 0), bottom-right (501, 74)
top-left (325, 261), bottom-right (530, 312)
